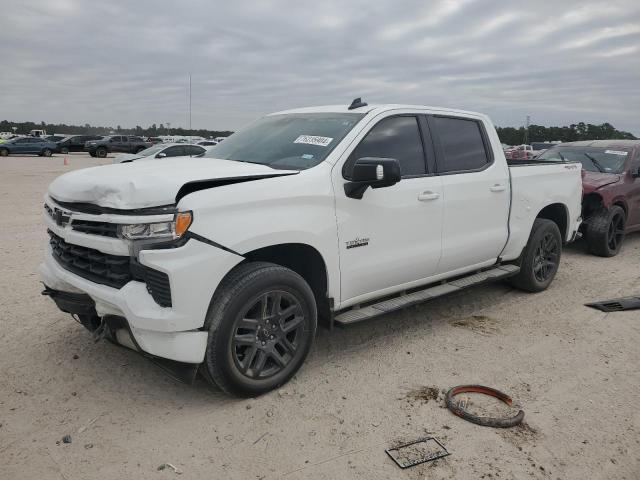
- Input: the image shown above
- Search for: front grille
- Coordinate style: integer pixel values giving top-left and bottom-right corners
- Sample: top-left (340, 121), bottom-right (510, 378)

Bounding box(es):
top-left (71, 220), bottom-right (119, 238)
top-left (48, 230), bottom-right (172, 306)
top-left (49, 230), bottom-right (132, 288)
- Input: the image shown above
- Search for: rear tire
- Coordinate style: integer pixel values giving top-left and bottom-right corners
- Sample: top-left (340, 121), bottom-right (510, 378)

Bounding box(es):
top-left (41, 148), bottom-right (52, 157)
top-left (96, 147), bottom-right (108, 158)
top-left (60, 147), bottom-right (69, 154)
top-left (89, 151), bottom-right (97, 157)
top-left (202, 261), bottom-right (317, 397)
top-left (585, 206), bottom-right (626, 257)
top-left (0, 148), bottom-right (8, 157)
top-left (507, 218), bottom-right (562, 292)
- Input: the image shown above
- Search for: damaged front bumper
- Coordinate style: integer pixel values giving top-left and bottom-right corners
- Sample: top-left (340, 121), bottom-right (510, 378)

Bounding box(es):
top-left (40, 235), bottom-right (243, 377)
top-left (41, 287), bottom-right (202, 383)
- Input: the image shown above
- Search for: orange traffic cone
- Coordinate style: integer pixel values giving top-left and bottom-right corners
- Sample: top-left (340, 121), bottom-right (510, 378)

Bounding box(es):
top-left (63, 156), bottom-right (69, 166)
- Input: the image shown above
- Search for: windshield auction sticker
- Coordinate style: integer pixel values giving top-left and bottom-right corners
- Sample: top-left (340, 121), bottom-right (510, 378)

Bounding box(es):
top-left (294, 135), bottom-right (333, 147)
top-left (604, 150), bottom-right (628, 156)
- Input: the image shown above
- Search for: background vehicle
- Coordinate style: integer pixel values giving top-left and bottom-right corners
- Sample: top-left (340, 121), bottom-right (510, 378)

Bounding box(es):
top-left (85, 135), bottom-right (151, 158)
top-left (29, 129), bottom-right (47, 137)
top-left (531, 142), bottom-right (555, 158)
top-left (113, 143), bottom-right (207, 163)
top-left (41, 102), bottom-right (582, 397)
top-left (146, 137), bottom-right (164, 144)
top-left (197, 140), bottom-right (218, 146)
top-left (57, 135), bottom-right (104, 154)
top-left (0, 136), bottom-right (57, 156)
top-left (538, 140), bottom-right (640, 256)
top-left (505, 144), bottom-right (534, 160)
top-left (45, 135), bottom-right (69, 143)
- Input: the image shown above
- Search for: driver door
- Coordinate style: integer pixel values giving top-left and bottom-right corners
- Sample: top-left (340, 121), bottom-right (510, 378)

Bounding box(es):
top-left (333, 114), bottom-right (443, 304)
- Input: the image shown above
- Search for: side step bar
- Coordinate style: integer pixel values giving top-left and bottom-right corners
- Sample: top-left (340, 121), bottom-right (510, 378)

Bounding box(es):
top-left (334, 265), bottom-right (520, 326)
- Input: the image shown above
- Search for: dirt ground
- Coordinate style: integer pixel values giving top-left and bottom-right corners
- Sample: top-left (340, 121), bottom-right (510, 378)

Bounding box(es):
top-left (1, 154), bottom-right (639, 480)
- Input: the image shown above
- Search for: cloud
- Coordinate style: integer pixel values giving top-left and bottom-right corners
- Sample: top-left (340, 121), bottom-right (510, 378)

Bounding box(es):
top-left (0, 0), bottom-right (639, 134)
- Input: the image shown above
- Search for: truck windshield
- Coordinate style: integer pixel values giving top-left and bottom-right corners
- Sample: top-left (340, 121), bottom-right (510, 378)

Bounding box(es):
top-left (202, 112), bottom-right (365, 170)
top-left (538, 147), bottom-right (628, 173)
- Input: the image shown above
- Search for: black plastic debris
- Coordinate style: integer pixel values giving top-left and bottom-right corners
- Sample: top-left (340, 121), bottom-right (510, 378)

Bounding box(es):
top-left (585, 296), bottom-right (640, 312)
top-left (386, 437), bottom-right (449, 469)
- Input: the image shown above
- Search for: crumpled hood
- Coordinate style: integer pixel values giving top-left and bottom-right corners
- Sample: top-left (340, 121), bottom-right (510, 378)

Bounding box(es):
top-left (582, 170), bottom-right (621, 194)
top-left (48, 157), bottom-right (296, 209)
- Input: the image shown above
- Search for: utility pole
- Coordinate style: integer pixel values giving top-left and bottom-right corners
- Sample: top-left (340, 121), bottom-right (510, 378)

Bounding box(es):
top-left (524, 115), bottom-right (530, 145)
top-left (188, 74), bottom-right (192, 132)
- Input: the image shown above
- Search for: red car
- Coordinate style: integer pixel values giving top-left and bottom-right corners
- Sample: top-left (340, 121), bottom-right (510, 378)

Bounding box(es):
top-left (538, 140), bottom-right (640, 256)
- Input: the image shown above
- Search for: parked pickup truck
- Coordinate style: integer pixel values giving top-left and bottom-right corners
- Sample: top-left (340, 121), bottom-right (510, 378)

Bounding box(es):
top-left (85, 135), bottom-right (151, 158)
top-left (40, 101), bottom-right (582, 396)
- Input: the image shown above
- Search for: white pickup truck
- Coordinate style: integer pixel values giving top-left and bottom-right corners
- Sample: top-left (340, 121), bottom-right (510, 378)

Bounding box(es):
top-left (41, 100), bottom-right (582, 396)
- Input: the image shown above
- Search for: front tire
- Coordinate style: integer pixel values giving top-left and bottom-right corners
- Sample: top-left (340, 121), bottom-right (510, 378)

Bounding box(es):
top-left (508, 218), bottom-right (562, 292)
top-left (0, 148), bottom-right (8, 157)
top-left (203, 262), bottom-right (317, 397)
top-left (585, 206), bottom-right (626, 257)
top-left (41, 148), bottom-right (52, 157)
top-left (96, 147), bottom-right (108, 158)
top-left (60, 147), bottom-right (69, 154)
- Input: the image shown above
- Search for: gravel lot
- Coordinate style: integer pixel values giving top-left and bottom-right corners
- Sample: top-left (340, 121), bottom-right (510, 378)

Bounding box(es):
top-left (1, 153), bottom-right (639, 479)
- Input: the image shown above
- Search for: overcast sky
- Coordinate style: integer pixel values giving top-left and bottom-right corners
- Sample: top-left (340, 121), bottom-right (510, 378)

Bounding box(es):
top-left (1, 0), bottom-right (639, 134)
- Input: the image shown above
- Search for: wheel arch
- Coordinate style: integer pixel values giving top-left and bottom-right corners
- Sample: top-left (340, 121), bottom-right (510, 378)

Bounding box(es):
top-left (536, 203), bottom-right (569, 241)
top-left (242, 243), bottom-right (331, 324)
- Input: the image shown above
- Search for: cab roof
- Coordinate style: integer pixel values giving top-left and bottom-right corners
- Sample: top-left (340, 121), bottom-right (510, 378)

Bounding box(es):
top-left (271, 103), bottom-right (487, 119)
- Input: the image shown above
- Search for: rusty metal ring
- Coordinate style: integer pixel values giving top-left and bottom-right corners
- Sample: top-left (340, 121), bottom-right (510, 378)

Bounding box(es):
top-left (445, 385), bottom-right (524, 428)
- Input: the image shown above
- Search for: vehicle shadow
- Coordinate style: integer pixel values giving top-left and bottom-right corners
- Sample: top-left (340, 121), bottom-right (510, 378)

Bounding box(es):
top-left (46, 278), bottom-right (514, 405)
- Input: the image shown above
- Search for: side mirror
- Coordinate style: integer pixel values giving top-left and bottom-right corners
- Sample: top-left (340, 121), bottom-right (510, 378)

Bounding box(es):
top-left (344, 157), bottom-right (401, 199)
top-left (156, 152), bottom-right (167, 158)
top-left (632, 166), bottom-right (640, 178)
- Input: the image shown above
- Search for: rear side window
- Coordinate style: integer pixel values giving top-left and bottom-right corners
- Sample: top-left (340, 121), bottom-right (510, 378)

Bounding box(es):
top-left (346, 116), bottom-right (426, 178)
top-left (432, 117), bottom-right (490, 173)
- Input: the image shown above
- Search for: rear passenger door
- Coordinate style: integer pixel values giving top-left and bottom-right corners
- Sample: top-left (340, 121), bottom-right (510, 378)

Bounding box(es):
top-left (428, 115), bottom-right (510, 274)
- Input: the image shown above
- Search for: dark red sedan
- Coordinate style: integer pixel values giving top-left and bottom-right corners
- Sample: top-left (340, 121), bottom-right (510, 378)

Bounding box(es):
top-left (538, 140), bottom-right (640, 256)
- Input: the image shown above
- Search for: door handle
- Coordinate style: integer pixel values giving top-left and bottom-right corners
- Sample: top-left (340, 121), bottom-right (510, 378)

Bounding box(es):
top-left (489, 184), bottom-right (506, 192)
top-left (418, 191), bottom-right (440, 201)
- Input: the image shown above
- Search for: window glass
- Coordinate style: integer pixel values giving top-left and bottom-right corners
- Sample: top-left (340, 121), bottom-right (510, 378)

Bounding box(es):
top-left (129, 136), bottom-right (143, 142)
top-left (538, 147), bottom-right (628, 173)
top-left (203, 112), bottom-right (364, 170)
top-left (346, 116), bottom-right (426, 178)
top-left (187, 146), bottom-right (205, 156)
top-left (162, 146), bottom-right (184, 157)
top-left (432, 117), bottom-right (490, 173)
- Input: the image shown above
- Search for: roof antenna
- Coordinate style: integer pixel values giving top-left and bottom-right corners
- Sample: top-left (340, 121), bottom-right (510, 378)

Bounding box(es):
top-left (348, 97), bottom-right (368, 110)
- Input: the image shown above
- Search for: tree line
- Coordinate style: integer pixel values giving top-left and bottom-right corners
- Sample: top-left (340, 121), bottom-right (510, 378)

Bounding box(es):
top-left (496, 122), bottom-right (636, 146)
top-left (0, 120), bottom-right (232, 139)
top-left (1, 119), bottom-right (636, 145)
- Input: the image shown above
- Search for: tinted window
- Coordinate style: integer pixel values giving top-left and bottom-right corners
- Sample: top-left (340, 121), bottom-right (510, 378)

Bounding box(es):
top-left (129, 136), bottom-right (143, 142)
top-left (346, 116), bottom-right (426, 178)
top-left (162, 146), bottom-right (184, 157)
top-left (187, 146), bottom-right (205, 156)
top-left (432, 117), bottom-right (490, 173)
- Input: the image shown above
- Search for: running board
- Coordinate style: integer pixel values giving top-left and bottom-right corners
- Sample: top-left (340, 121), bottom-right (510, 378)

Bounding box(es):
top-left (334, 265), bottom-right (520, 326)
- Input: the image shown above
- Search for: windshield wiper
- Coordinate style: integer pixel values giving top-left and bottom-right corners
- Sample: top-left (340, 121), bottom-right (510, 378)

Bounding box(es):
top-left (583, 153), bottom-right (605, 173)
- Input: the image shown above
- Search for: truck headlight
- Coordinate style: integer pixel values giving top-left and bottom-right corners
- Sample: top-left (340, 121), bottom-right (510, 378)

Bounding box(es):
top-left (119, 212), bottom-right (192, 240)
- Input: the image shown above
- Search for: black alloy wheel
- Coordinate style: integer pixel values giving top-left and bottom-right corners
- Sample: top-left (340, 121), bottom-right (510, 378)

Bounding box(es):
top-left (533, 232), bottom-right (559, 282)
top-left (232, 290), bottom-right (307, 379)
top-left (607, 211), bottom-right (625, 253)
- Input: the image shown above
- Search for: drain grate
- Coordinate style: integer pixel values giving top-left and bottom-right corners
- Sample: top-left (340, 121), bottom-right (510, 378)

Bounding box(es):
top-left (386, 437), bottom-right (449, 469)
top-left (585, 296), bottom-right (640, 313)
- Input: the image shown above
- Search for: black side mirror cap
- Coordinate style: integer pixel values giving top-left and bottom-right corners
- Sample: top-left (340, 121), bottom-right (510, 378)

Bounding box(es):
top-left (344, 157), bottom-right (401, 199)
